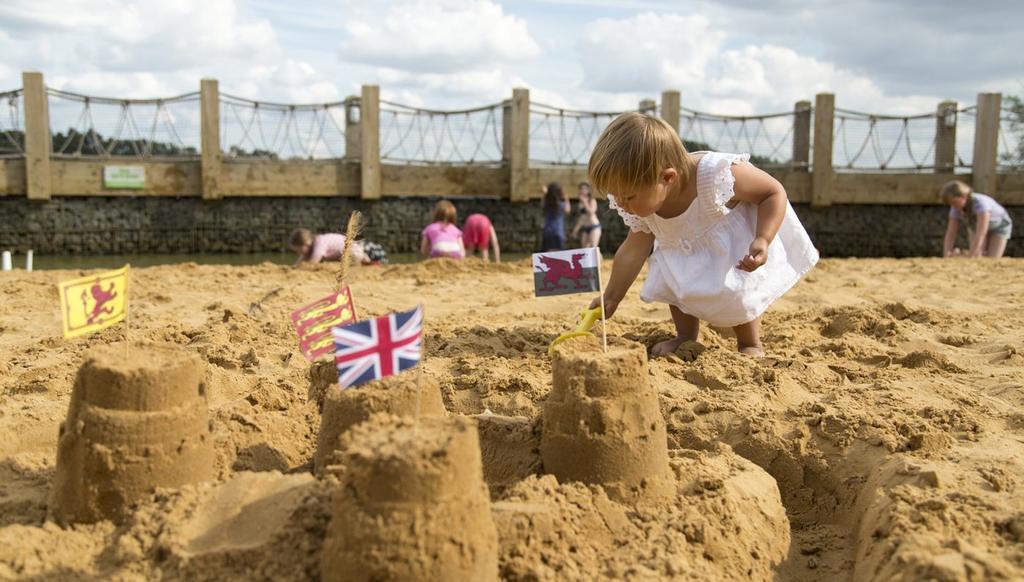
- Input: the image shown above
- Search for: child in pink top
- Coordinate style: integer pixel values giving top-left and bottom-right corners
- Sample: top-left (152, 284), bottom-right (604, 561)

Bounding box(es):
top-left (421, 200), bottom-right (465, 259)
top-left (290, 229), bottom-right (367, 267)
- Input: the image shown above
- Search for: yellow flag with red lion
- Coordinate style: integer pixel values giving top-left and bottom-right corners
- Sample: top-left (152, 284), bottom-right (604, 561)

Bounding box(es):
top-left (58, 266), bottom-right (129, 339)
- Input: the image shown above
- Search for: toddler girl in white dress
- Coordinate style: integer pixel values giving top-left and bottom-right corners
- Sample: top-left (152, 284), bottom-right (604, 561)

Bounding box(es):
top-left (588, 112), bottom-right (819, 356)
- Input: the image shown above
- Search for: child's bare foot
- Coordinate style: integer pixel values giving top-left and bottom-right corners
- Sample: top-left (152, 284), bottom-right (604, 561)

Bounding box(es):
top-left (650, 336), bottom-right (687, 357)
top-left (738, 345), bottom-right (765, 357)
top-left (650, 334), bottom-right (701, 357)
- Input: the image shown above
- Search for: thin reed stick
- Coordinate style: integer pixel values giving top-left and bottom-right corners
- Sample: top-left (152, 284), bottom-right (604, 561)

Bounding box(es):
top-left (336, 211), bottom-right (363, 289)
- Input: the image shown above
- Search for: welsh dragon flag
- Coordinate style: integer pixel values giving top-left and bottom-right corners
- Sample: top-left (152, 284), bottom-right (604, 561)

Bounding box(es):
top-left (532, 247), bottom-right (602, 298)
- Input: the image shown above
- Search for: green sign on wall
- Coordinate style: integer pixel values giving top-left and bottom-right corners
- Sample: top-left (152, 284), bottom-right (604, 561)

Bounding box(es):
top-left (103, 165), bottom-right (146, 190)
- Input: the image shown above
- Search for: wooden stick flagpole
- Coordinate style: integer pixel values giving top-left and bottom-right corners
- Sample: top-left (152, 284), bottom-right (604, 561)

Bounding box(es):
top-left (337, 211), bottom-right (363, 291)
top-left (123, 264), bottom-right (131, 358)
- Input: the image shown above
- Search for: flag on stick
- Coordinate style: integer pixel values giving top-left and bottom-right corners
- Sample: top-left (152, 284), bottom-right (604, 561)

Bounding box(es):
top-left (58, 265), bottom-right (129, 339)
top-left (532, 247), bottom-right (601, 297)
top-left (533, 248), bottom-right (607, 352)
top-left (332, 305), bottom-right (423, 389)
top-left (291, 286), bottom-right (358, 362)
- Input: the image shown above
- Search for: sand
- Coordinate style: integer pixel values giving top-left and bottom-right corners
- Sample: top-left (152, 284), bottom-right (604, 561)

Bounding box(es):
top-left (1, 257), bottom-right (1023, 580)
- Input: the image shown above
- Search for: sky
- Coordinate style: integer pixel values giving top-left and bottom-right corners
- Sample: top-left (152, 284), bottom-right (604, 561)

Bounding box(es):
top-left (0, 0), bottom-right (1019, 166)
top-left (0, 0), bottom-right (1020, 114)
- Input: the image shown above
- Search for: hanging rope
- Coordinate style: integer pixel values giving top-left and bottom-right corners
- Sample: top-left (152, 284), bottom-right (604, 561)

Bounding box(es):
top-left (378, 100), bottom-right (504, 165)
top-left (0, 89), bottom-right (24, 157)
top-left (529, 102), bottom-right (623, 165)
top-left (998, 103), bottom-right (1024, 172)
top-left (832, 108), bottom-right (939, 172)
top-left (219, 94), bottom-right (350, 160)
top-left (678, 108), bottom-right (795, 168)
top-left (47, 88), bottom-right (201, 159)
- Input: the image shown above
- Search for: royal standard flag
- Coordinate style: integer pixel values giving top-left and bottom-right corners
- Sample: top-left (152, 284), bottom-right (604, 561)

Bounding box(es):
top-left (532, 247), bottom-right (601, 297)
top-left (58, 265), bottom-right (129, 338)
top-left (290, 286), bottom-right (359, 362)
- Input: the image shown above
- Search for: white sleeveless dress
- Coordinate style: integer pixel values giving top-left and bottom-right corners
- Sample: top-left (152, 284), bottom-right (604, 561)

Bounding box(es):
top-left (608, 151), bottom-right (819, 327)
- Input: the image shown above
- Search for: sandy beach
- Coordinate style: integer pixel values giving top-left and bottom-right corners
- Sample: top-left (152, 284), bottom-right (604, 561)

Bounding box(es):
top-left (1, 257), bottom-right (1023, 580)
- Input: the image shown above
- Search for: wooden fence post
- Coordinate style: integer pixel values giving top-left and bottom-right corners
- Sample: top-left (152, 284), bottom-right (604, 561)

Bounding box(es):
top-left (811, 93), bottom-right (835, 207)
top-left (200, 78), bottom-right (221, 200)
top-left (792, 100), bottom-right (812, 171)
top-left (344, 96), bottom-right (361, 161)
top-left (638, 99), bottom-right (656, 115)
top-left (660, 90), bottom-right (680, 133)
top-left (972, 93), bottom-right (1001, 194)
top-left (934, 101), bottom-right (957, 173)
top-left (360, 85), bottom-right (381, 200)
top-left (22, 72), bottom-right (51, 202)
top-left (509, 87), bottom-right (530, 202)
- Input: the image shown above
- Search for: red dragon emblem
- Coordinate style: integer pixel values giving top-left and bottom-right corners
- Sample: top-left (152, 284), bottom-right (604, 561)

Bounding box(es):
top-left (537, 253), bottom-right (593, 291)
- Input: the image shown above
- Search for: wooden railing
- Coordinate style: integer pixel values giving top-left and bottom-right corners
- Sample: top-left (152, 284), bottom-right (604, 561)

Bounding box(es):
top-left (1, 71), bottom-right (1021, 206)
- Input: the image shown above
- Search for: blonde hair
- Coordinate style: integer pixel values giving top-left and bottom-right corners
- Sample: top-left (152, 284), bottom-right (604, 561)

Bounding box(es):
top-left (432, 200), bottom-right (457, 225)
top-left (588, 112), bottom-right (693, 198)
top-left (290, 228), bottom-right (313, 249)
top-left (939, 179), bottom-right (971, 203)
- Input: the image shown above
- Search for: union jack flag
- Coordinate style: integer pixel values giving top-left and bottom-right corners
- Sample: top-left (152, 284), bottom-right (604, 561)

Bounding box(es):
top-left (332, 305), bottom-right (423, 389)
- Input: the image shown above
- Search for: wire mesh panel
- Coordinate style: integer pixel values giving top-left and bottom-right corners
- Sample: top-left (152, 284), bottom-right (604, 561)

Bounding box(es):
top-left (529, 103), bottom-right (623, 166)
top-left (953, 106), bottom-right (976, 172)
top-left (220, 94), bottom-right (349, 160)
top-left (47, 88), bottom-right (201, 159)
top-left (679, 109), bottom-right (795, 169)
top-left (379, 101), bottom-right (503, 165)
top-left (998, 101), bottom-right (1024, 173)
top-left (832, 109), bottom-right (939, 172)
top-left (0, 89), bottom-right (23, 158)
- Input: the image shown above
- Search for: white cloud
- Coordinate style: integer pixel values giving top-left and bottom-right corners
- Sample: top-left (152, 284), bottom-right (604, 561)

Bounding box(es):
top-left (339, 0), bottom-right (540, 73)
top-left (0, 0), bottom-right (347, 106)
top-left (239, 60), bottom-right (341, 103)
top-left (47, 72), bottom-right (181, 98)
top-left (578, 13), bottom-right (724, 94)
top-left (377, 68), bottom-right (519, 104)
top-left (0, 1), bottom-right (278, 76)
top-left (576, 12), bottom-right (943, 116)
top-left (707, 45), bottom-right (938, 115)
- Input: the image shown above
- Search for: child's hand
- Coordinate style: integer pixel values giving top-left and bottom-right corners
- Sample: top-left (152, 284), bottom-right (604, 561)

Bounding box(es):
top-left (589, 295), bottom-right (619, 319)
top-left (737, 237), bottom-right (769, 272)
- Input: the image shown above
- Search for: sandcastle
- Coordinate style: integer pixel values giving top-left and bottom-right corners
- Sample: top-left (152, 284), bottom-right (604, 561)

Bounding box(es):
top-left (49, 343), bottom-right (216, 525)
top-left (321, 414), bottom-right (498, 582)
top-left (541, 336), bottom-right (673, 502)
top-left (313, 373), bottom-right (446, 474)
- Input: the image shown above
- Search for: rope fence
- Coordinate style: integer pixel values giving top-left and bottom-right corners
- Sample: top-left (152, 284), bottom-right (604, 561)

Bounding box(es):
top-left (46, 88), bottom-right (201, 159)
top-left (954, 106), bottom-right (976, 171)
top-left (679, 108), bottom-right (795, 169)
top-left (379, 100), bottom-right (503, 165)
top-left (529, 102), bottom-right (622, 166)
top-left (220, 94), bottom-right (350, 160)
top-left (0, 83), bottom-right (1015, 177)
top-left (999, 102), bottom-right (1024, 173)
top-left (832, 108), bottom-right (939, 172)
top-left (0, 89), bottom-right (23, 158)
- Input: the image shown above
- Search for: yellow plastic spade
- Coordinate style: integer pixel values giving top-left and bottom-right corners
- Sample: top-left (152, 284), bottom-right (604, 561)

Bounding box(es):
top-left (548, 306), bottom-right (603, 355)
